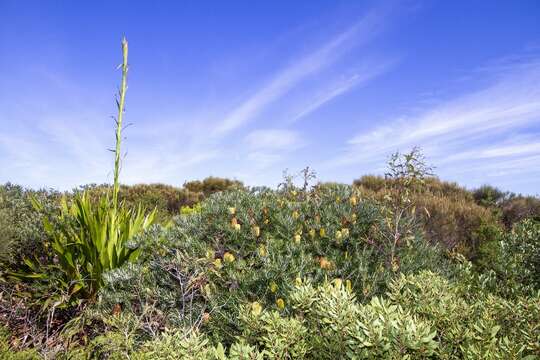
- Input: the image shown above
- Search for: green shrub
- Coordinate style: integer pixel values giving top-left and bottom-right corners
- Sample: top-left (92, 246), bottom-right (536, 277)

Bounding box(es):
top-left (240, 309), bottom-right (309, 359)
top-left (473, 184), bottom-right (508, 207)
top-left (92, 183), bottom-right (450, 348)
top-left (388, 271), bottom-right (540, 358)
top-left (497, 219), bottom-right (540, 292)
top-left (288, 281), bottom-right (438, 358)
top-left (0, 183), bottom-right (60, 267)
top-left (184, 177), bottom-right (244, 197)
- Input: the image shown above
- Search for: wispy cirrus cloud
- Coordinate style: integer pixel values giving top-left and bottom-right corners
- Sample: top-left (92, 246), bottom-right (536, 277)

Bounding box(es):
top-left (288, 59), bottom-right (395, 123)
top-left (240, 129), bottom-right (306, 173)
top-left (244, 129), bottom-right (304, 151)
top-left (213, 8), bottom-right (389, 136)
top-left (332, 56), bottom-right (540, 182)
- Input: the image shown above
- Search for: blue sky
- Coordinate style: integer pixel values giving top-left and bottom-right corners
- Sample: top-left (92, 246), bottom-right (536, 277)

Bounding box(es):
top-left (1, 1), bottom-right (539, 194)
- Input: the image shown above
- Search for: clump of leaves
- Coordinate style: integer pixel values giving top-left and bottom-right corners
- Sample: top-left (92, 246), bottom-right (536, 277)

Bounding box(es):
top-left (27, 194), bottom-right (154, 302)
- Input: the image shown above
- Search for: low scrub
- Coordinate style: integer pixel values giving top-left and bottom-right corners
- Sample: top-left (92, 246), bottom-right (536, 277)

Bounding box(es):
top-left (354, 175), bottom-right (501, 258)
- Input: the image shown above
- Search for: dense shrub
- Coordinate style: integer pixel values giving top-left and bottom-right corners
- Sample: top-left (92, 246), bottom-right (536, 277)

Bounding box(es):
top-left (476, 219), bottom-right (540, 295)
top-left (0, 184), bottom-right (60, 267)
top-left (355, 175), bottom-right (473, 201)
top-left (389, 271), bottom-right (540, 358)
top-left (85, 184), bottom-right (451, 350)
top-left (80, 178), bottom-right (242, 223)
top-left (501, 195), bottom-right (540, 228)
top-left (184, 177), bottom-right (244, 197)
top-left (34, 272), bottom-right (540, 359)
top-left (2, 183), bottom-right (539, 358)
top-left (473, 184), bottom-right (508, 207)
top-left (353, 175), bottom-right (501, 258)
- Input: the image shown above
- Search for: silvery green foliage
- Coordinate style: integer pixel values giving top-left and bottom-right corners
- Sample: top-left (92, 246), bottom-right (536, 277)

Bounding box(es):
top-left (388, 271), bottom-right (540, 358)
top-left (0, 183), bottom-right (59, 266)
top-left (93, 222), bottom-right (209, 344)
top-left (240, 309), bottom-right (309, 359)
top-left (288, 281), bottom-right (438, 359)
top-left (133, 330), bottom-right (264, 360)
top-left (505, 219), bottom-right (540, 289)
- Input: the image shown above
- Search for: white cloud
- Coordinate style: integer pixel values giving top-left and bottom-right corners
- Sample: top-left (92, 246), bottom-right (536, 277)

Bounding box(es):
top-left (244, 129), bottom-right (303, 151)
top-left (289, 60), bottom-right (395, 123)
top-left (213, 9), bottom-right (387, 136)
top-left (443, 141), bottom-right (540, 163)
top-left (332, 57), bottom-right (540, 172)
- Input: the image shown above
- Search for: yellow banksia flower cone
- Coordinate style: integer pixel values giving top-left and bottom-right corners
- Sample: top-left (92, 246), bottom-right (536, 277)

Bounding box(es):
top-left (295, 277), bottom-right (302, 286)
top-left (292, 210), bottom-right (300, 219)
top-left (252, 225), bottom-right (260, 237)
top-left (251, 301), bottom-right (262, 316)
top-left (350, 196), bottom-right (358, 206)
top-left (204, 284), bottom-right (212, 297)
top-left (276, 298), bottom-right (285, 310)
top-left (223, 252), bottom-right (235, 263)
top-left (391, 258), bottom-right (399, 272)
top-left (346, 280), bottom-right (352, 293)
top-left (333, 278), bottom-right (343, 288)
top-left (213, 258), bottom-right (222, 269)
top-left (309, 229), bottom-right (316, 239)
top-left (294, 234), bottom-right (301, 244)
top-left (228, 207), bottom-right (236, 215)
top-left (270, 281), bottom-right (278, 293)
top-left (319, 257), bottom-right (332, 270)
top-left (320, 228), bottom-right (326, 237)
top-left (341, 228), bottom-right (349, 237)
top-left (258, 244), bottom-right (267, 257)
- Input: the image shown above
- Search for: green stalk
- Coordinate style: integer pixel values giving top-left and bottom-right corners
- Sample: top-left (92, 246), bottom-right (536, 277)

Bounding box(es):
top-left (113, 37), bottom-right (128, 212)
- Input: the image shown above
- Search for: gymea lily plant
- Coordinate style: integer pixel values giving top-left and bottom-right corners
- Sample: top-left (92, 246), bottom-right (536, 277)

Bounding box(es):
top-left (14, 38), bottom-right (155, 306)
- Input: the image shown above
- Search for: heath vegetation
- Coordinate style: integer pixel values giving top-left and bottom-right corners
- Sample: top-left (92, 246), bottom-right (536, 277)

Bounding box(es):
top-left (0, 39), bottom-right (538, 359)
